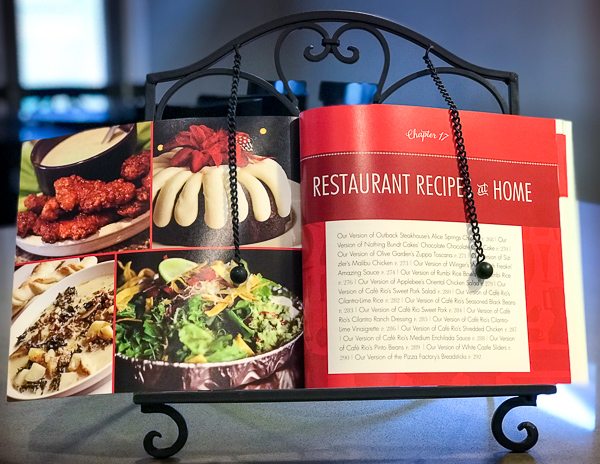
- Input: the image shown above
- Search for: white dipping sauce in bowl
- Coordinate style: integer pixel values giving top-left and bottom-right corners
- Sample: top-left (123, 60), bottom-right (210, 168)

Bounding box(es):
top-left (41, 127), bottom-right (127, 167)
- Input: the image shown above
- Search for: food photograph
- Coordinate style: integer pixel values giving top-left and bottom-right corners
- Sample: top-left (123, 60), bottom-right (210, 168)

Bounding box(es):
top-left (113, 248), bottom-right (303, 392)
top-left (151, 117), bottom-right (301, 248)
top-left (7, 256), bottom-right (115, 400)
top-left (15, 123), bottom-right (152, 264)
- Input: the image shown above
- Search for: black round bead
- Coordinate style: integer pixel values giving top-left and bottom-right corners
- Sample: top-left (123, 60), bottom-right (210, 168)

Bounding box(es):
top-left (230, 264), bottom-right (248, 284)
top-left (475, 261), bottom-right (494, 280)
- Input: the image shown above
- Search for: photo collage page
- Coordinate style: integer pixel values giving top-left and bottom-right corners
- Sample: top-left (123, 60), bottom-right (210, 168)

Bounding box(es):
top-left (8, 117), bottom-right (303, 400)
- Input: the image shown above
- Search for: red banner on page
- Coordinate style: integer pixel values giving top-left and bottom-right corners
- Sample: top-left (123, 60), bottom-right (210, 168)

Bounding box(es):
top-left (301, 152), bottom-right (560, 228)
top-left (300, 104), bottom-right (560, 164)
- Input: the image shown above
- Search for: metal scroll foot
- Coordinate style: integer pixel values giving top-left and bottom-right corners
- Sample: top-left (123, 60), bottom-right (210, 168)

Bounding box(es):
top-left (491, 395), bottom-right (539, 452)
top-left (140, 403), bottom-right (189, 459)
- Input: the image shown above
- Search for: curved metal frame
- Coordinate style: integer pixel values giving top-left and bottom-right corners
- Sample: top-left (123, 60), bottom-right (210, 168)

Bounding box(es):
top-left (136, 10), bottom-right (548, 460)
top-left (145, 10), bottom-right (519, 120)
top-left (134, 385), bottom-right (555, 458)
top-left (491, 395), bottom-right (540, 452)
top-left (140, 403), bottom-right (189, 459)
top-left (154, 68), bottom-right (298, 119)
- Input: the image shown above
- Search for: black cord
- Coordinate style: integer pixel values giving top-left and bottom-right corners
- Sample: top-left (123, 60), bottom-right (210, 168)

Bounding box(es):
top-left (423, 46), bottom-right (493, 280)
top-left (226, 45), bottom-right (248, 284)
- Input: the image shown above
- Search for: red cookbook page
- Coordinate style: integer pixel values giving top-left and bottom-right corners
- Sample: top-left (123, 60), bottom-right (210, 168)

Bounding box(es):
top-left (300, 104), bottom-right (580, 388)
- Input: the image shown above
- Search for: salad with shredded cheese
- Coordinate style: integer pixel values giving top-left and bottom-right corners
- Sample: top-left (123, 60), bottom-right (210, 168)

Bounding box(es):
top-left (115, 259), bottom-right (302, 363)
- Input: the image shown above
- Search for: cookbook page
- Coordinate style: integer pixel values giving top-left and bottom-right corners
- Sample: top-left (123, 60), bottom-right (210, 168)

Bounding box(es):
top-left (9, 122), bottom-right (152, 400)
top-left (300, 104), bottom-right (585, 388)
top-left (7, 116), bottom-right (304, 400)
top-left (113, 116), bottom-right (303, 393)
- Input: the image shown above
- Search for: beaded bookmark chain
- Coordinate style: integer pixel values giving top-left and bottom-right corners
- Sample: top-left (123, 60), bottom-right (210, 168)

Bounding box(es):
top-left (423, 46), bottom-right (493, 280)
top-left (226, 45), bottom-right (248, 284)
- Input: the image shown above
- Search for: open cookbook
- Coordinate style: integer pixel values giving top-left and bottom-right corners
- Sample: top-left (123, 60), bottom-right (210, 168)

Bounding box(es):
top-left (6, 105), bottom-right (587, 400)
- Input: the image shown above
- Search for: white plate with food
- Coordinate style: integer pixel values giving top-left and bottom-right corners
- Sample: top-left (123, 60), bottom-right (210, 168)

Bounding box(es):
top-left (12, 263), bottom-right (36, 291)
top-left (16, 211), bottom-right (149, 258)
top-left (7, 261), bottom-right (115, 400)
top-left (12, 257), bottom-right (99, 319)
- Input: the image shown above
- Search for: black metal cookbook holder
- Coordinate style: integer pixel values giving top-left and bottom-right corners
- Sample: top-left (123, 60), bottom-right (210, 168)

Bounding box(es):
top-left (136, 10), bottom-right (555, 459)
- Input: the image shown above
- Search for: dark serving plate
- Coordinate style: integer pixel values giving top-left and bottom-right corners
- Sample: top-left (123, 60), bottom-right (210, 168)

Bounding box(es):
top-left (31, 124), bottom-right (137, 195)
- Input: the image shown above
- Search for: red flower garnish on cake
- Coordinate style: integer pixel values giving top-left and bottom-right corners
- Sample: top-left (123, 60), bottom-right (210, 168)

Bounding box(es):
top-left (166, 124), bottom-right (264, 172)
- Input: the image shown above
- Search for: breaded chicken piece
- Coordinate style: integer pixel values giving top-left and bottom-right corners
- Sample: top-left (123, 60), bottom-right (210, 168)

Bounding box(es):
top-left (40, 198), bottom-right (65, 221)
top-left (54, 175), bottom-right (88, 211)
top-left (120, 150), bottom-right (150, 181)
top-left (54, 175), bottom-right (135, 213)
top-left (78, 178), bottom-right (136, 213)
top-left (23, 194), bottom-right (50, 214)
top-left (33, 218), bottom-right (60, 243)
top-left (17, 211), bottom-right (38, 238)
top-left (141, 171), bottom-right (151, 191)
top-left (135, 185), bottom-right (149, 202)
top-left (117, 200), bottom-right (149, 218)
top-left (34, 212), bottom-right (116, 243)
top-left (55, 212), bottom-right (116, 241)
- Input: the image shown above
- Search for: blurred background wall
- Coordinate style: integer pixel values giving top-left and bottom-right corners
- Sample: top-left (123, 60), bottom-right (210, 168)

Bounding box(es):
top-left (0, 0), bottom-right (599, 221)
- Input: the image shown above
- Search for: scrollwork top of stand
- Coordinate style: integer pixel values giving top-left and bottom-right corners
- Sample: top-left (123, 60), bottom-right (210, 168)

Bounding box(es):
top-left (144, 10), bottom-right (519, 121)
